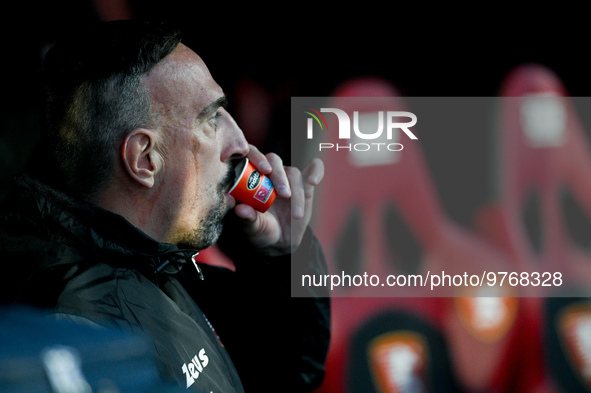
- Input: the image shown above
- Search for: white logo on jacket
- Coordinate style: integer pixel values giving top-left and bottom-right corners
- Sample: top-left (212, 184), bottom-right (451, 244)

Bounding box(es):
top-left (181, 348), bottom-right (210, 388)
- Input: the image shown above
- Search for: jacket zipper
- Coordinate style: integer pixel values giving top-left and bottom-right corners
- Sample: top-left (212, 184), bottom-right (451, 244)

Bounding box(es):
top-left (153, 251), bottom-right (203, 280)
top-left (191, 252), bottom-right (205, 281)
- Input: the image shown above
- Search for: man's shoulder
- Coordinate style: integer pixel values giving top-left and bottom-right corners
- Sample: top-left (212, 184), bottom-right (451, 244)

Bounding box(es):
top-left (58, 263), bottom-right (162, 308)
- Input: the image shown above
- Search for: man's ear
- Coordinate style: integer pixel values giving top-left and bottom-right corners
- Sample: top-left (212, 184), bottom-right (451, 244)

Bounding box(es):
top-left (121, 129), bottom-right (159, 188)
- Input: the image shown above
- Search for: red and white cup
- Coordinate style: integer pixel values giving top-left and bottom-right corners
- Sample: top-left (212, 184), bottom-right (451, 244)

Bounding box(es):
top-left (229, 158), bottom-right (277, 212)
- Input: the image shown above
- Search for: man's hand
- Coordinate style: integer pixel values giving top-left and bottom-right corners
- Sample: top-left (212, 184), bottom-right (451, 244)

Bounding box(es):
top-left (232, 145), bottom-right (324, 256)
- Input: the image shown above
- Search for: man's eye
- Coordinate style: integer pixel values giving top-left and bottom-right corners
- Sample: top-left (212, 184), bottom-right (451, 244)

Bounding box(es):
top-left (209, 111), bottom-right (221, 125)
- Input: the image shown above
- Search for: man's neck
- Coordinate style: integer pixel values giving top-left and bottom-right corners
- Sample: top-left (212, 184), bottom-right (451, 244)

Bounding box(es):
top-left (93, 181), bottom-right (168, 242)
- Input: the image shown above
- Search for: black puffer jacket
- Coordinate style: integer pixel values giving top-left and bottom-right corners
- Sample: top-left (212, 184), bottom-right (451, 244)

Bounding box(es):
top-left (0, 175), bottom-right (330, 392)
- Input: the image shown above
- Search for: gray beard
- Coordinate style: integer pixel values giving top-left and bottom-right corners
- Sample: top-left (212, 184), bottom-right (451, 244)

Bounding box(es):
top-left (177, 165), bottom-right (234, 250)
top-left (177, 192), bottom-right (227, 250)
top-left (193, 197), bottom-right (226, 249)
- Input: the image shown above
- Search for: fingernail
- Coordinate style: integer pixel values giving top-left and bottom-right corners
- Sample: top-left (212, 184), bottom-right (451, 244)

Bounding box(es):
top-left (259, 162), bottom-right (272, 172)
top-left (277, 185), bottom-right (291, 197)
top-left (294, 206), bottom-right (304, 218)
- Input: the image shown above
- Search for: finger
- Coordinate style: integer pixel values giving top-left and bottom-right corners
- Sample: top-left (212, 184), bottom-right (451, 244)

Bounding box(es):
top-left (302, 158), bottom-right (325, 187)
top-left (286, 166), bottom-right (305, 219)
top-left (265, 153), bottom-right (291, 198)
top-left (298, 159), bottom-right (324, 226)
top-left (246, 144), bottom-right (272, 173)
top-left (234, 203), bottom-right (259, 224)
top-left (301, 158), bottom-right (324, 199)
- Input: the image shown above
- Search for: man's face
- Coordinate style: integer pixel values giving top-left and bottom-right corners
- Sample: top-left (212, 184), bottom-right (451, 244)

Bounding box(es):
top-left (144, 44), bottom-right (249, 249)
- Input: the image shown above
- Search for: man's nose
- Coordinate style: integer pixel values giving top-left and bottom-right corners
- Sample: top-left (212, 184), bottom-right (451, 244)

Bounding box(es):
top-left (221, 110), bottom-right (250, 162)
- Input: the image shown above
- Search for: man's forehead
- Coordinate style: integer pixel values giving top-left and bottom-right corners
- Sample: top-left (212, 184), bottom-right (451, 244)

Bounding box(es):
top-left (169, 43), bottom-right (206, 68)
top-left (143, 43), bottom-right (223, 107)
top-left (147, 44), bottom-right (209, 84)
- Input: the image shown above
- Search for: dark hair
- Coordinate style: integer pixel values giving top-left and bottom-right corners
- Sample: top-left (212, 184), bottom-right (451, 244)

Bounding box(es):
top-left (39, 19), bottom-right (182, 200)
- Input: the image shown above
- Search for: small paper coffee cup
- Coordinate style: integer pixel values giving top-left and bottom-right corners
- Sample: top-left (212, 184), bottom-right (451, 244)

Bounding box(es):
top-left (228, 158), bottom-right (277, 212)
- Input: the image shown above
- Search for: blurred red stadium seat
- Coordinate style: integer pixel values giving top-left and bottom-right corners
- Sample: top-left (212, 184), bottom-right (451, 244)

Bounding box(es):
top-left (310, 77), bottom-right (521, 393)
top-left (474, 63), bottom-right (591, 392)
top-left (476, 64), bottom-right (591, 288)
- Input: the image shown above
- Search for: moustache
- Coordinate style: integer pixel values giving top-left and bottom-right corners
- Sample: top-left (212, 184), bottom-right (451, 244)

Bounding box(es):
top-left (219, 163), bottom-right (236, 194)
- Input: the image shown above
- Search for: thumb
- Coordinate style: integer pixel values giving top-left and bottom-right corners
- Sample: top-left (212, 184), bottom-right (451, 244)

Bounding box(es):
top-left (234, 203), bottom-right (259, 226)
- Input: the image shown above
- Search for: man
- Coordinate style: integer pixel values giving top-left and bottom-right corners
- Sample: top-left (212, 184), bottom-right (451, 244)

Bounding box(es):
top-left (0, 20), bottom-right (329, 392)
